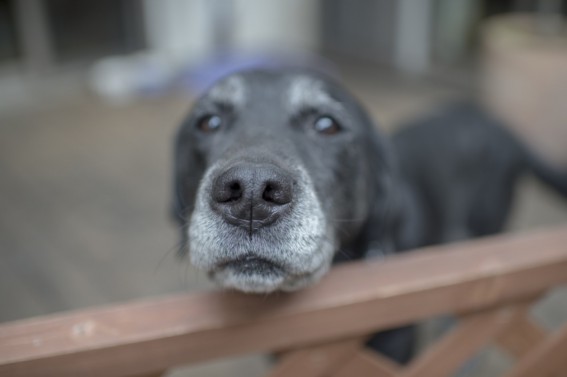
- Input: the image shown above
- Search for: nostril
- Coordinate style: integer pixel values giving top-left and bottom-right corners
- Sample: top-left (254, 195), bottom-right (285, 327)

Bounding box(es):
top-left (228, 182), bottom-right (241, 200)
top-left (262, 181), bottom-right (292, 205)
top-left (223, 180), bottom-right (242, 202)
top-left (213, 176), bottom-right (244, 203)
top-left (262, 184), bottom-right (274, 202)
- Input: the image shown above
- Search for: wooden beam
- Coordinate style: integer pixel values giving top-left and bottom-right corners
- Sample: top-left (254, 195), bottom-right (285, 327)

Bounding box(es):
top-left (402, 304), bottom-right (530, 377)
top-left (496, 315), bottom-right (547, 359)
top-left (504, 319), bottom-right (567, 377)
top-left (331, 349), bottom-right (400, 377)
top-left (1, 226), bottom-right (567, 377)
top-left (126, 372), bottom-right (166, 377)
top-left (266, 337), bottom-right (363, 377)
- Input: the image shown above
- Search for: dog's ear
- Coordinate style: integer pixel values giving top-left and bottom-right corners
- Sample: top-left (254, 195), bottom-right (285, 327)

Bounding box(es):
top-left (171, 122), bottom-right (205, 254)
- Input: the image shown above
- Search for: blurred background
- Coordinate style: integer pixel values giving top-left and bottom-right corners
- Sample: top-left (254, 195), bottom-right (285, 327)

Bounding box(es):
top-left (0, 1), bottom-right (566, 376)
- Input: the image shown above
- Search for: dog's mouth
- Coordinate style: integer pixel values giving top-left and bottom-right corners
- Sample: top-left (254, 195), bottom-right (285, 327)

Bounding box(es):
top-left (214, 254), bottom-right (285, 276)
top-left (208, 254), bottom-right (292, 293)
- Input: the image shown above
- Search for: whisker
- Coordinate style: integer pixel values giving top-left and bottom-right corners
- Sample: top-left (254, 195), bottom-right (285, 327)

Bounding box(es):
top-left (153, 240), bottom-right (184, 275)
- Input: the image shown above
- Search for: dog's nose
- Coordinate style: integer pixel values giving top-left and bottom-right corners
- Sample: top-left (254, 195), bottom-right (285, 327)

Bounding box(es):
top-left (211, 164), bottom-right (293, 231)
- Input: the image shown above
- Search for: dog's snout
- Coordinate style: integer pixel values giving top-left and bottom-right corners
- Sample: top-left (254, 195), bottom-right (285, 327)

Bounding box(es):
top-left (211, 164), bottom-right (293, 231)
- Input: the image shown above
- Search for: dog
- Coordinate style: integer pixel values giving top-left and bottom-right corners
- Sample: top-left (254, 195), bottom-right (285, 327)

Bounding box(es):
top-left (170, 69), bottom-right (567, 364)
top-left (392, 100), bottom-right (567, 249)
top-left (171, 68), bottom-right (416, 363)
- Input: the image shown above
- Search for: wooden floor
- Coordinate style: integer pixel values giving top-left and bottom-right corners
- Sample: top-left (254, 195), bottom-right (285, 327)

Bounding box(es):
top-left (0, 70), bottom-right (566, 376)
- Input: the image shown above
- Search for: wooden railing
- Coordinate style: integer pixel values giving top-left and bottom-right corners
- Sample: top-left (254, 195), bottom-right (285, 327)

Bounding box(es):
top-left (1, 226), bottom-right (567, 377)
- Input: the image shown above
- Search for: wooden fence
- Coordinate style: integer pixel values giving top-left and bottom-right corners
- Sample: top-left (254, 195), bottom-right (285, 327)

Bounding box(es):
top-left (1, 226), bottom-right (567, 377)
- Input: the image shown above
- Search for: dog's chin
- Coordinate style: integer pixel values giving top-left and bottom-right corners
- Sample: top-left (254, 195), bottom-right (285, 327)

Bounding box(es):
top-left (209, 262), bottom-right (330, 294)
top-left (209, 267), bottom-right (287, 293)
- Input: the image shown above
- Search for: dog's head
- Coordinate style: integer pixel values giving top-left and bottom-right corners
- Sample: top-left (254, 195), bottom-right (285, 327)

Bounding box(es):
top-left (172, 69), bottom-right (397, 293)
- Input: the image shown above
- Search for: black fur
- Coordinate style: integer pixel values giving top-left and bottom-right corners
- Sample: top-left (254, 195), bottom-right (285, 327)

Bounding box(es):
top-left (393, 100), bottom-right (567, 248)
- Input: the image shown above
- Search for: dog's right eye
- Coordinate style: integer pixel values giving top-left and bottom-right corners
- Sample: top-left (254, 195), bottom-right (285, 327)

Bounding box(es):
top-left (313, 116), bottom-right (341, 135)
top-left (197, 115), bottom-right (223, 133)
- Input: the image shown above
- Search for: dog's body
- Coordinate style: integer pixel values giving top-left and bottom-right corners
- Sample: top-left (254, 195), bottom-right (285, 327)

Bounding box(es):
top-left (171, 70), bottom-right (566, 364)
top-left (392, 101), bottom-right (567, 249)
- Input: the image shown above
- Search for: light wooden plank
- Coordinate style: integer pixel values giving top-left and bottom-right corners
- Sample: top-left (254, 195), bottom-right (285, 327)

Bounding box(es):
top-left (1, 226), bottom-right (566, 377)
top-left (266, 338), bottom-right (363, 377)
top-left (127, 372), bottom-right (166, 377)
top-left (505, 319), bottom-right (567, 377)
top-left (330, 349), bottom-right (401, 377)
top-left (496, 315), bottom-right (547, 359)
top-left (402, 306), bottom-right (523, 377)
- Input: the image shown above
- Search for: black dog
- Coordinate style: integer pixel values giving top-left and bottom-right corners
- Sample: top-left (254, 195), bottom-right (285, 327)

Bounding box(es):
top-left (170, 70), bottom-right (566, 363)
top-left (172, 68), bottom-right (415, 362)
top-left (392, 101), bottom-right (567, 250)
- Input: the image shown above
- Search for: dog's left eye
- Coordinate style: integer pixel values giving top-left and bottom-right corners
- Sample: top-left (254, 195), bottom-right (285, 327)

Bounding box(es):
top-left (197, 114), bottom-right (223, 133)
top-left (313, 116), bottom-right (341, 135)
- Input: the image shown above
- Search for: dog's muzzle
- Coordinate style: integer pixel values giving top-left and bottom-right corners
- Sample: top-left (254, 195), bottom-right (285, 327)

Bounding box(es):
top-left (188, 161), bottom-right (334, 293)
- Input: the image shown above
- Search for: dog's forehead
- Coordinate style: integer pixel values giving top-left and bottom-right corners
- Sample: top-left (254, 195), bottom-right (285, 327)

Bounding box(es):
top-left (286, 75), bottom-right (342, 113)
top-left (205, 72), bottom-right (341, 112)
top-left (207, 75), bottom-right (247, 107)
